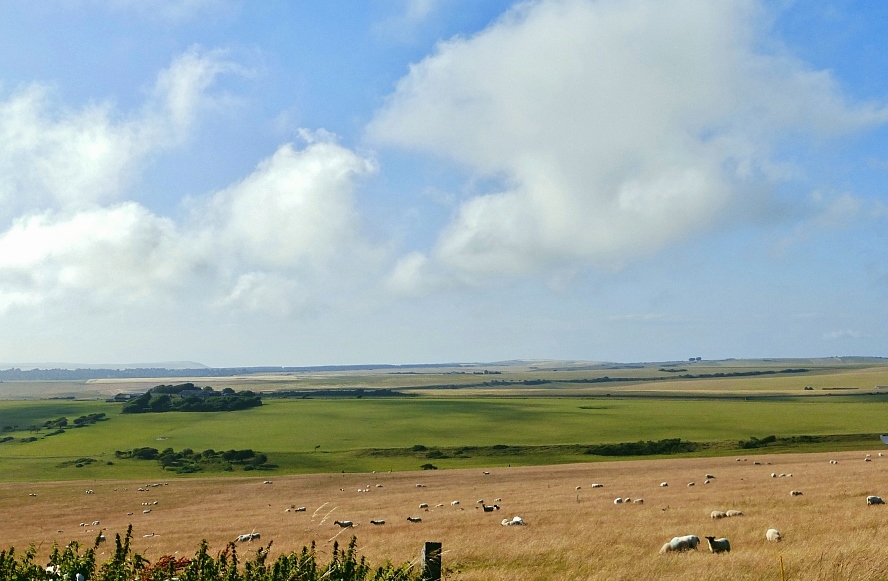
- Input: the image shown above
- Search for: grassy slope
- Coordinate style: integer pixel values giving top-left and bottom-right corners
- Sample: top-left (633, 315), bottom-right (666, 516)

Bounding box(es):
top-left (2, 393), bottom-right (888, 480)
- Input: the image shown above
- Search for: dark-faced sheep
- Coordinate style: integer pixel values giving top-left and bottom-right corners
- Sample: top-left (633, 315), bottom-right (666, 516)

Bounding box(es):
top-left (867, 495), bottom-right (884, 505)
top-left (704, 536), bottom-right (730, 553)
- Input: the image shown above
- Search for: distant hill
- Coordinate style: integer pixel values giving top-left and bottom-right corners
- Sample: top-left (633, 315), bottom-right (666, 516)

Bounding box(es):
top-left (0, 361), bottom-right (207, 371)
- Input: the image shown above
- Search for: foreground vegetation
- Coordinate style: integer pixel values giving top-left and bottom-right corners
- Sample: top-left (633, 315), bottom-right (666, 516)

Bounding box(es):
top-left (1, 529), bottom-right (419, 580)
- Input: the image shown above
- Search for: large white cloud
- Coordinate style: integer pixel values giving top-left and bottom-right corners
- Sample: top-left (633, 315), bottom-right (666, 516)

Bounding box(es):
top-left (0, 137), bottom-right (380, 317)
top-left (0, 47), bottom-right (237, 215)
top-left (0, 203), bottom-right (193, 312)
top-left (369, 0), bottom-right (888, 291)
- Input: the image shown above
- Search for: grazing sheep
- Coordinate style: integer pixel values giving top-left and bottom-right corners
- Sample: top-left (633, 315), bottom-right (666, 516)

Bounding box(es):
top-left (623, 497), bottom-right (631, 503)
top-left (865, 458), bottom-right (872, 462)
top-left (481, 504), bottom-right (500, 512)
top-left (725, 510), bottom-right (744, 517)
top-left (483, 471), bottom-right (490, 475)
top-left (771, 473), bottom-right (777, 478)
top-left (880, 453), bottom-right (885, 457)
top-left (501, 516), bottom-right (525, 526)
top-left (451, 500), bottom-right (460, 506)
top-left (659, 535), bottom-right (700, 553)
top-left (613, 498), bottom-right (623, 504)
top-left (633, 498), bottom-right (644, 504)
top-left (419, 503), bottom-right (429, 509)
top-left (415, 484), bottom-right (426, 488)
top-left (591, 483), bottom-right (603, 488)
top-left (370, 519), bottom-right (385, 525)
top-left (704, 536), bottom-right (730, 553)
top-left (687, 482), bottom-right (695, 487)
top-left (867, 495), bottom-right (885, 505)
top-left (142, 509), bottom-right (151, 514)
top-left (406, 516), bottom-right (422, 523)
top-left (659, 482), bottom-right (668, 487)
top-left (705, 474), bottom-right (715, 479)
top-left (766, 528), bottom-right (782, 542)
top-left (829, 460), bottom-right (838, 464)
top-left (704, 480), bottom-right (711, 485)
top-left (754, 461), bottom-right (761, 465)
top-left (790, 490), bottom-right (803, 496)
top-left (710, 511), bottom-right (727, 519)
top-left (333, 520), bottom-right (354, 528)
top-left (236, 533), bottom-right (260, 542)
top-left (576, 486), bottom-right (582, 490)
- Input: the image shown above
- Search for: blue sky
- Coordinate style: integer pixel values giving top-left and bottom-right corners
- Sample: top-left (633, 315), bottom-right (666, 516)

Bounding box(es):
top-left (0, 0), bottom-right (886, 367)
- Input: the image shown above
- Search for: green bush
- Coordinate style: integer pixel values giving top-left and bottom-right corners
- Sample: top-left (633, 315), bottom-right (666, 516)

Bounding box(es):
top-left (0, 529), bottom-right (421, 581)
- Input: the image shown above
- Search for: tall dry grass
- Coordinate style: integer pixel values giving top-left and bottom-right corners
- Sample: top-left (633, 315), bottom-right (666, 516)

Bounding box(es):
top-left (2, 450), bottom-right (888, 580)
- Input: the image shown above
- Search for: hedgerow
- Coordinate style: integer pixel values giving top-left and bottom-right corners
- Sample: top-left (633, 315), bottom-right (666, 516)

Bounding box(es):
top-left (1, 527), bottom-right (420, 581)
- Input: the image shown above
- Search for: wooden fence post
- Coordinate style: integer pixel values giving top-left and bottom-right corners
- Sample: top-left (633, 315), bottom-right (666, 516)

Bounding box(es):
top-left (421, 541), bottom-right (442, 581)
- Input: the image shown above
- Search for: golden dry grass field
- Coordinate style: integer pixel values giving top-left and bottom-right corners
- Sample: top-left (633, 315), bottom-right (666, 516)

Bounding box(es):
top-left (3, 450), bottom-right (888, 580)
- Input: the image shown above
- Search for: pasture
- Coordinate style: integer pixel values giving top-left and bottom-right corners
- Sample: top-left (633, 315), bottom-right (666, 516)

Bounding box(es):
top-left (3, 396), bottom-right (888, 480)
top-left (3, 450), bottom-right (888, 580)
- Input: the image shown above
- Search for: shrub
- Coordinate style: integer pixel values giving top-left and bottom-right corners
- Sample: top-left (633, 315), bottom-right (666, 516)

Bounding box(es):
top-left (0, 531), bottom-right (421, 581)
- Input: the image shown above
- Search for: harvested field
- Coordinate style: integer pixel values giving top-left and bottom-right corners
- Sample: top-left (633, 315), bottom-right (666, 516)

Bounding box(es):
top-left (3, 450), bottom-right (888, 580)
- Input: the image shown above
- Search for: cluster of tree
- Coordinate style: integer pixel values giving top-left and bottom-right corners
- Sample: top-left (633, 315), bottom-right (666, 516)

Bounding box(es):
top-left (0, 528), bottom-right (420, 581)
top-left (114, 447), bottom-right (274, 473)
top-left (42, 413), bottom-right (107, 430)
top-left (121, 384), bottom-right (261, 414)
top-left (585, 438), bottom-right (699, 456)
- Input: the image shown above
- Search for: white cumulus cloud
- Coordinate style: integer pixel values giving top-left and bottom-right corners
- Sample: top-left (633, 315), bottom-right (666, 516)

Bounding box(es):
top-left (0, 47), bottom-right (239, 216)
top-left (369, 0), bottom-right (888, 293)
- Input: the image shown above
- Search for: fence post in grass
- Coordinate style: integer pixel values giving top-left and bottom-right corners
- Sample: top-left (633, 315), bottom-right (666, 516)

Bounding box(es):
top-left (421, 541), bottom-right (442, 581)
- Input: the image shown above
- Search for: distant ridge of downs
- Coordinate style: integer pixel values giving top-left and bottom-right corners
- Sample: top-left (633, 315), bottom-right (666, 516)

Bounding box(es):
top-left (0, 362), bottom-right (466, 381)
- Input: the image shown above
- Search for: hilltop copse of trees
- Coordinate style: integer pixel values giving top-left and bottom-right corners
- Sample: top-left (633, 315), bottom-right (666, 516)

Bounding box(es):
top-left (121, 383), bottom-right (261, 414)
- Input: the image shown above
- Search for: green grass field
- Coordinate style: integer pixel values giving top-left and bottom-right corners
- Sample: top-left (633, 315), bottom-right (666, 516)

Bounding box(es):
top-left (3, 393), bottom-right (888, 481)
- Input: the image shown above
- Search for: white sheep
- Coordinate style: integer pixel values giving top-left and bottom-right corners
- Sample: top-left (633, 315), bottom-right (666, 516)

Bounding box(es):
top-left (613, 497), bottom-right (623, 504)
top-left (659, 482), bottom-right (668, 487)
top-left (658, 535), bottom-right (700, 553)
top-left (790, 490), bottom-right (803, 496)
top-left (419, 503), bottom-right (429, 509)
top-left (829, 460), bottom-right (838, 464)
top-left (705, 474), bottom-right (715, 479)
top-left (451, 500), bottom-right (460, 506)
top-left (406, 516), bottom-right (422, 523)
top-left (501, 516), bottom-right (525, 526)
top-left (704, 536), bottom-right (730, 553)
top-left (370, 519), bottom-right (385, 525)
top-left (710, 510), bottom-right (727, 519)
top-left (704, 479), bottom-right (711, 485)
top-left (867, 495), bottom-right (884, 505)
top-left (633, 498), bottom-right (644, 504)
top-left (333, 520), bottom-right (354, 528)
top-left (687, 482), bottom-right (695, 487)
top-left (725, 510), bottom-right (744, 517)
top-left (765, 528), bottom-right (782, 542)
top-left (591, 483), bottom-right (603, 488)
